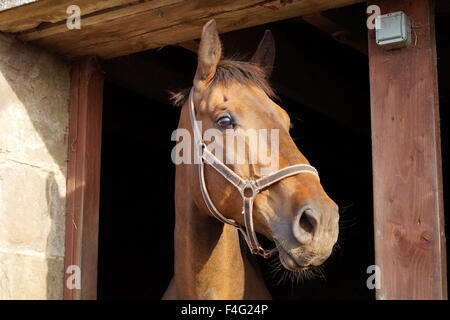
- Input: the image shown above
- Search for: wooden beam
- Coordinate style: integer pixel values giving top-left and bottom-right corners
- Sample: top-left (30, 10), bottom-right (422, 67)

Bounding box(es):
top-left (8, 0), bottom-right (365, 59)
top-left (178, 40), bottom-right (199, 53)
top-left (64, 57), bottom-right (104, 300)
top-left (0, 0), bottom-right (141, 33)
top-left (368, 0), bottom-right (447, 299)
top-left (302, 13), bottom-right (367, 54)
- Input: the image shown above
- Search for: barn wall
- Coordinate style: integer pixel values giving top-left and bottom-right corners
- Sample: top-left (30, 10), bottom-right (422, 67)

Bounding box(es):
top-left (0, 33), bottom-right (70, 299)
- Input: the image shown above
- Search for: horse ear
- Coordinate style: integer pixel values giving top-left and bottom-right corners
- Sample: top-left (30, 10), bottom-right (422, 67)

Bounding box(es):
top-left (251, 30), bottom-right (275, 77)
top-left (194, 19), bottom-right (222, 89)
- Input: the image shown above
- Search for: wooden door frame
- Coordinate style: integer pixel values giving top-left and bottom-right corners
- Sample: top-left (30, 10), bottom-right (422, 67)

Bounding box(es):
top-left (64, 57), bottom-right (104, 300)
top-left (62, 1), bottom-right (447, 299)
top-left (368, 0), bottom-right (447, 299)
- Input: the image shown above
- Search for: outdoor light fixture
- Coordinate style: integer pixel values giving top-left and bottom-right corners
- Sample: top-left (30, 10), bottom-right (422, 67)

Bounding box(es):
top-left (375, 11), bottom-right (412, 50)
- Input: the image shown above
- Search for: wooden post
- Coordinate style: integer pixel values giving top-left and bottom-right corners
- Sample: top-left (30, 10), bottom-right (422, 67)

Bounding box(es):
top-left (368, 0), bottom-right (446, 299)
top-left (64, 57), bottom-right (104, 300)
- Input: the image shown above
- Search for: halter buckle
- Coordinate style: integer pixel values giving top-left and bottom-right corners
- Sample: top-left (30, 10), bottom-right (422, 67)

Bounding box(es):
top-left (239, 180), bottom-right (258, 199)
top-left (251, 247), bottom-right (275, 259)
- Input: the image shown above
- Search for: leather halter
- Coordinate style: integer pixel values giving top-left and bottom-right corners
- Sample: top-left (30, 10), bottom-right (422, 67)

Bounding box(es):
top-left (188, 88), bottom-right (320, 258)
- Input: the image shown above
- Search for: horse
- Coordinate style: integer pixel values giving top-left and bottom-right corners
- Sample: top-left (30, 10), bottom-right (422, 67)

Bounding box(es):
top-left (163, 19), bottom-right (339, 300)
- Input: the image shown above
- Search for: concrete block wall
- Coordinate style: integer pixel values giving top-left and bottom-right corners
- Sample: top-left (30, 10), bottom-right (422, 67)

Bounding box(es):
top-left (0, 33), bottom-right (70, 299)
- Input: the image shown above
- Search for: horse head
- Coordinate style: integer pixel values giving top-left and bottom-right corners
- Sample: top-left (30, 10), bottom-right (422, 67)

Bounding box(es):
top-left (183, 19), bottom-right (339, 274)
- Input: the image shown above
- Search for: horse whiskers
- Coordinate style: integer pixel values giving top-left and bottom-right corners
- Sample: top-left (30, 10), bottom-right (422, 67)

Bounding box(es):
top-left (338, 214), bottom-right (358, 230)
top-left (338, 205), bottom-right (358, 231)
top-left (329, 241), bottom-right (341, 259)
top-left (266, 255), bottom-right (326, 287)
top-left (339, 203), bottom-right (354, 213)
top-left (336, 206), bottom-right (354, 250)
top-left (335, 223), bottom-right (347, 251)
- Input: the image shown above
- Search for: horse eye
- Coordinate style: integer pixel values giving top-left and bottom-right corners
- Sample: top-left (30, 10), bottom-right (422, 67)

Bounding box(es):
top-left (216, 115), bottom-right (233, 128)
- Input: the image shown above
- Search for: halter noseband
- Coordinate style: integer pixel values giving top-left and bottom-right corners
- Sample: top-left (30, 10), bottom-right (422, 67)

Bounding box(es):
top-left (188, 88), bottom-right (320, 258)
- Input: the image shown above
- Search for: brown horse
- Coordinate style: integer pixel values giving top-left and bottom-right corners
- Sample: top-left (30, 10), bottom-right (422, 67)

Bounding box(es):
top-left (163, 20), bottom-right (339, 300)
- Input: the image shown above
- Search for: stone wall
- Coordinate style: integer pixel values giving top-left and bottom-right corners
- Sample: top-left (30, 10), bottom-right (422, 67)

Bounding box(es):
top-left (0, 0), bottom-right (38, 12)
top-left (0, 33), bottom-right (70, 299)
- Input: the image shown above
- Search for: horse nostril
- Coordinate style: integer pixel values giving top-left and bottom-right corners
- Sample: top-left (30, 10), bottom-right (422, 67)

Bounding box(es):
top-left (300, 210), bottom-right (316, 234)
top-left (294, 209), bottom-right (318, 245)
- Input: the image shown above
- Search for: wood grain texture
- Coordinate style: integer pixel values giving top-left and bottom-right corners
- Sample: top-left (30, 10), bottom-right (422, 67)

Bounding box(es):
top-left (64, 57), bottom-right (104, 300)
top-left (368, 0), bottom-right (447, 300)
top-left (0, 0), bottom-right (140, 33)
top-left (10, 0), bottom-right (364, 59)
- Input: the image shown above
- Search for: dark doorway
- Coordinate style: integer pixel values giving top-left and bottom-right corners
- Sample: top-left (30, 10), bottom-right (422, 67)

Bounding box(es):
top-left (97, 10), bottom-right (375, 299)
top-left (97, 81), bottom-right (179, 299)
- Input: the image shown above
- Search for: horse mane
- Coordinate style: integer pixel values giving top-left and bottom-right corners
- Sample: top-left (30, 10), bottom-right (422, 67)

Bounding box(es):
top-left (169, 58), bottom-right (277, 107)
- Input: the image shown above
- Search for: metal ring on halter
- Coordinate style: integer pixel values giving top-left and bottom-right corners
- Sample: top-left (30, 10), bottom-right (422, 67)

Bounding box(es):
top-left (239, 180), bottom-right (259, 200)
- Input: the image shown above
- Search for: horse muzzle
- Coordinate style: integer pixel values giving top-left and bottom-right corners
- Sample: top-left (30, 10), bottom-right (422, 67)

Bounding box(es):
top-left (273, 205), bottom-right (339, 271)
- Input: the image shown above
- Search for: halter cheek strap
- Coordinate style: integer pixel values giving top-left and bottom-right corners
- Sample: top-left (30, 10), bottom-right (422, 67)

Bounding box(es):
top-left (188, 88), bottom-right (320, 258)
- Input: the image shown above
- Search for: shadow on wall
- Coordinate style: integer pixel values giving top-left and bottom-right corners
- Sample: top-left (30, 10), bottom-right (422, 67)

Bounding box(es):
top-left (45, 172), bottom-right (67, 299)
top-left (0, 34), bottom-right (69, 170)
top-left (0, 33), bottom-right (70, 299)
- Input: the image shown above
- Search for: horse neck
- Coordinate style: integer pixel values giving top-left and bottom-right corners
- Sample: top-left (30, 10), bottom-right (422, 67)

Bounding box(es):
top-left (172, 102), bottom-right (270, 299)
top-left (173, 193), bottom-right (247, 299)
